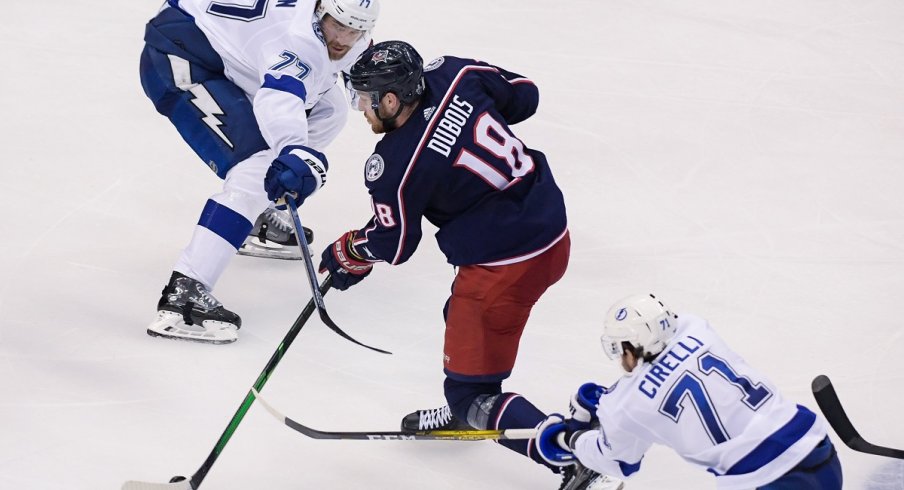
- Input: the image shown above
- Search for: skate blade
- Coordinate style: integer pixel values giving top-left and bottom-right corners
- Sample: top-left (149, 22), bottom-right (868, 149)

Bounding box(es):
top-left (238, 237), bottom-right (305, 260)
top-left (146, 311), bottom-right (238, 345)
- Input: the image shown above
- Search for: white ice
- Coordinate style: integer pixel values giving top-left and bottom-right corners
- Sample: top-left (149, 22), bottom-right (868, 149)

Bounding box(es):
top-left (2, 1), bottom-right (904, 489)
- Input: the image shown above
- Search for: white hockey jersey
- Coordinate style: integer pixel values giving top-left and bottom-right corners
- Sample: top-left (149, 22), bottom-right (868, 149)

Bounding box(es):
top-left (573, 314), bottom-right (828, 490)
top-left (171, 0), bottom-right (371, 151)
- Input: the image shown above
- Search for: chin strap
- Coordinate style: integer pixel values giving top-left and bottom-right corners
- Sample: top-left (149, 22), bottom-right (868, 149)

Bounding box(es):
top-left (374, 102), bottom-right (405, 131)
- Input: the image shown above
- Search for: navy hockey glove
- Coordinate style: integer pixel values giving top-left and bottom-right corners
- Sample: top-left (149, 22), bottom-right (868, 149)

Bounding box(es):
top-left (535, 413), bottom-right (580, 467)
top-left (319, 231), bottom-right (374, 291)
top-left (567, 382), bottom-right (606, 433)
top-left (264, 145), bottom-right (328, 204)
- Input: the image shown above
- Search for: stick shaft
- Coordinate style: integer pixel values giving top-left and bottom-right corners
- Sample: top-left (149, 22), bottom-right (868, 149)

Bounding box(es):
top-left (253, 388), bottom-right (537, 441)
top-left (285, 196), bottom-right (390, 354)
top-left (188, 279), bottom-right (331, 488)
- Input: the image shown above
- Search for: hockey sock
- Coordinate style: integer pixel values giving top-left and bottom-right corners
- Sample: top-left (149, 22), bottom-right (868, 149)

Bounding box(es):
top-left (487, 393), bottom-right (559, 471)
top-left (444, 379), bottom-right (557, 471)
top-left (175, 199), bottom-right (254, 287)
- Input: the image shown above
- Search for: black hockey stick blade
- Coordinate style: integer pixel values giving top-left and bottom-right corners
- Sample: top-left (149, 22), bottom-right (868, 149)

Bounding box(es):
top-left (812, 375), bottom-right (904, 459)
top-left (314, 290), bottom-right (390, 354)
top-left (309, 275), bottom-right (390, 354)
top-left (285, 195), bottom-right (391, 355)
top-left (252, 389), bottom-right (537, 441)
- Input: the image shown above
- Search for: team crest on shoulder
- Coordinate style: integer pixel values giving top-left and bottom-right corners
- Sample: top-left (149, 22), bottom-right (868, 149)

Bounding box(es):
top-left (424, 57), bottom-right (445, 72)
top-left (365, 153), bottom-right (385, 181)
top-left (311, 19), bottom-right (325, 45)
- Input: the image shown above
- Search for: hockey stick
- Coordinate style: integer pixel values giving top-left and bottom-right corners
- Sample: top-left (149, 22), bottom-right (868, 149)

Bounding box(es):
top-left (285, 195), bottom-right (390, 355)
top-left (811, 374), bottom-right (904, 459)
top-left (122, 279), bottom-right (332, 490)
top-left (252, 388), bottom-right (538, 441)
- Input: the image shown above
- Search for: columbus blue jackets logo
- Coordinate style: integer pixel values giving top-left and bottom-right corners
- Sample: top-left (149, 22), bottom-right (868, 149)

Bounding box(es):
top-left (424, 57), bottom-right (445, 72)
top-left (365, 153), bottom-right (385, 181)
top-left (371, 50), bottom-right (389, 64)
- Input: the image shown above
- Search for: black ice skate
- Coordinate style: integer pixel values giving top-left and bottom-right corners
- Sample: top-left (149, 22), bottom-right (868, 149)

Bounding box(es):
top-left (238, 206), bottom-right (314, 260)
top-left (400, 405), bottom-right (473, 432)
top-left (559, 462), bottom-right (625, 490)
top-left (146, 272), bottom-right (241, 344)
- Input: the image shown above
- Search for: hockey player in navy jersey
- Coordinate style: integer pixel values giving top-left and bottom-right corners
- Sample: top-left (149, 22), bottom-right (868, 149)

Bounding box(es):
top-left (139, 0), bottom-right (379, 343)
top-left (536, 294), bottom-right (843, 489)
top-left (295, 40), bottom-right (621, 489)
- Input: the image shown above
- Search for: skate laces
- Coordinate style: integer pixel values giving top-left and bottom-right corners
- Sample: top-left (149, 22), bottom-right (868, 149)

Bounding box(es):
top-left (419, 405), bottom-right (454, 430)
top-left (264, 207), bottom-right (293, 233)
top-left (169, 277), bottom-right (223, 310)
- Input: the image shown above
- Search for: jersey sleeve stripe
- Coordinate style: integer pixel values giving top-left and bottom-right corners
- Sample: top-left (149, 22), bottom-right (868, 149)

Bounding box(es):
top-left (261, 73), bottom-right (308, 101)
top-left (616, 459), bottom-right (642, 477)
top-left (507, 77), bottom-right (534, 85)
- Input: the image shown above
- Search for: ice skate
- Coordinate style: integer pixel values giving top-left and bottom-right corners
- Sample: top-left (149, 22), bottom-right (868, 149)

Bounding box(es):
top-left (238, 205), bottom-right (313, 260)
top-left (559, 462), bottom-right (624, 490)
top-left (400, 405), bottom-right (473, 431)
top-left (147, 272), bottom-right (241, 344)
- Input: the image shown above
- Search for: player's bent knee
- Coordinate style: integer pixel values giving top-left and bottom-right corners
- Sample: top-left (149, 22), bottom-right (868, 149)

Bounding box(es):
top-left (212, 177), bottom-right (272, 223)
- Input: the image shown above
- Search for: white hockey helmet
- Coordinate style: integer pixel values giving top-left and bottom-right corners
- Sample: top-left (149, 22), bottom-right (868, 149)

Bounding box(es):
top-left (601, 293), bottom-right (678, 361)
top-left (317, 0), bottom-right (381, 31)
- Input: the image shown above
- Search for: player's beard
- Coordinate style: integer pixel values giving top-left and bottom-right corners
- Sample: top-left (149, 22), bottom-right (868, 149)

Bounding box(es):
top-left (327, 42), bottom-right (351, 60)
top-left (364, 111), bottom-right (386, 134)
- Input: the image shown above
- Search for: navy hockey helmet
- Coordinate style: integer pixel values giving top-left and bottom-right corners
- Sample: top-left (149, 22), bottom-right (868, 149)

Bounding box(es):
top-left (349, 40), bottom-right (425, 106)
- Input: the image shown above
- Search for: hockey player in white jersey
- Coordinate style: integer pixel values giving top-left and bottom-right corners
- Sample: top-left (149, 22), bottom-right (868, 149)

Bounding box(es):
top-left (535, 294), bottom-right (843, 489)
top-left (139, 0), bottom-right (379, 343)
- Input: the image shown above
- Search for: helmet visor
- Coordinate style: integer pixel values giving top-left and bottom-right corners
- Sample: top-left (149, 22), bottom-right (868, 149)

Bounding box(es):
top-left (354, 90), bottom-right (379, 111)
top-left (600, 335), bottom-right (624, 361)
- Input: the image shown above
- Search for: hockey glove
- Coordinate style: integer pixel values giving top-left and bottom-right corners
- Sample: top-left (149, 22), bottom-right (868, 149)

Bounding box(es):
top-left (567, 382), bottom-right (606, 433)
top-left (319, 231), bottom-right (374, 291)
top-left (536, 413), bottom-right (588, 467)
top-left (264, 145), bottom-right (328, 204)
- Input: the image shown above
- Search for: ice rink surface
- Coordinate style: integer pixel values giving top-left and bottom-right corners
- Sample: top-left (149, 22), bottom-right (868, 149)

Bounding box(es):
top-left (2, 1), bottom-right (904, 488)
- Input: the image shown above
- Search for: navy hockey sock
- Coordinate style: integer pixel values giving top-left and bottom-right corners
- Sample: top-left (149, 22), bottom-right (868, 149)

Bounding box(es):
top-left (444, 379), bottom-right (558, 472)
top-left (487, 393), bottom-right (557, 470)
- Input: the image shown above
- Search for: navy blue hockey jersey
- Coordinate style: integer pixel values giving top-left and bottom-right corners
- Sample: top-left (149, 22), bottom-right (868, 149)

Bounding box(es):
top-left (354, 56), bottom-right (568, 267)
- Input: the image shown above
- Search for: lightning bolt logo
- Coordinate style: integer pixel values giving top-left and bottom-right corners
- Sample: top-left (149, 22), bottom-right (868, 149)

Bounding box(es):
top-left (167, 54), bottom-right (233, 148)
top-left (189, 86), bottom-right (233, 148)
